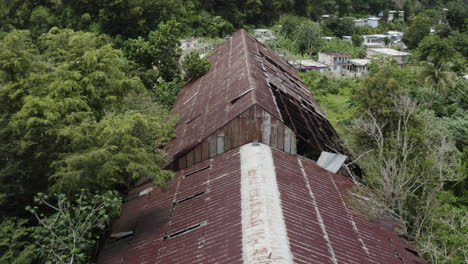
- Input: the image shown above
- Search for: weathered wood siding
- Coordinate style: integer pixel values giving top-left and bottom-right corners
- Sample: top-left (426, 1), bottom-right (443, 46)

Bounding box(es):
top-left (174, 105), bottom-right (297, 171)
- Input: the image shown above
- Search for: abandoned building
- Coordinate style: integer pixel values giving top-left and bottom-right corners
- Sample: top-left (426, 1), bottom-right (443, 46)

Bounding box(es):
top-left (98, 30), bottom-right (425, 264)
top-left (318, 51), bottom-right (352, 76)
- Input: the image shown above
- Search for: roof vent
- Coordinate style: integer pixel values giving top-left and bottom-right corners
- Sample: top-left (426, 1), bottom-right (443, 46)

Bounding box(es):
top-left (317, 152), bottom-right (347, 173)
top-left (162, 222), bottom-right (207, 240)
top-left (138, 187), bottom-right (153, 197)
top-left (184, 165), bottom-right (211, 178)
top-left (110, 231), bottom-right (133, 239)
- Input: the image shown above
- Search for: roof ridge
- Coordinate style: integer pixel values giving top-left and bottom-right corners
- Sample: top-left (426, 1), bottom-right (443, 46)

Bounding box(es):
top-left (240, 29), bottom-right (257, 104)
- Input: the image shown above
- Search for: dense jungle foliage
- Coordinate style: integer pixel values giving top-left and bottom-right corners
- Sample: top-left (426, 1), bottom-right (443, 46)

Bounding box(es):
top-left (0, 0), bottom-right (466, 263)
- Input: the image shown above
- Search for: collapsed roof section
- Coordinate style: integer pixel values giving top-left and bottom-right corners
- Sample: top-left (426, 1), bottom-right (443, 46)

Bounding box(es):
top-left (167, 29), bottom-right (343, 168)
top-left (98, 144), bottom-right (424, 264)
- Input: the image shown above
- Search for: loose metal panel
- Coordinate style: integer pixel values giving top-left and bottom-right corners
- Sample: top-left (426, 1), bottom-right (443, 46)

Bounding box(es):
top-left (261, 110), bottom-right (271, 145)
top-left (178, 155), bottom-right (187, 170)
top-left (277, 122), bottom-right (284, 151)
top-left (240, 111), bottom-right (249, 145)
top-left (201, 139), bottom-right (209, 161)
top-left (225, 121), bottom-right (232, 151)
top-left (270, 117), bottom-right (277, 148)
top-left (216, 129), bottom-right (225, 155)
top-left (255, 105), bottom-right (263, 142)
top-left (248, 107), bottom-right (256, 142)
top-left (194, 144), bottom-right (202, 164)
top-left (232, 117), bottom-right (240, 149)
top-left (284, 126), bottom-right (291, 153)
top-left (209, 135), bottom-right (217, 158)
top-left (186, 149), bottom-right (194, 168)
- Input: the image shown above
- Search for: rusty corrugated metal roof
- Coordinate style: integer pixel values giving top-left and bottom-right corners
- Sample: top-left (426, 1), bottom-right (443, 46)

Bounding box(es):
top-left (98, 144), bottom-right (424, 264)
top-left (167, 29), bottom-right (334, 162)
top-left (98, 29), bottom-right (424, 264)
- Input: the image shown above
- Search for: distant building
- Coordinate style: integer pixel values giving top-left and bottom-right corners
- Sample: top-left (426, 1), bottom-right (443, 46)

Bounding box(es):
top-left (349, 59), bottom-right (371, 77)
top-left (354, 17), bottom-right (380, 28)
top-left (387, 31), bottom-right (404, 42)
top-left (367, 48), bottom-right (412, 65)
top-left (252, 29), bottom-right (275, 43)
top-left (322, 36), bottom-right (336, 41)
top-left (388, 10), bottom-right (397, 22)
top-left (320, 14), bottom-right (331, 23)
top-left (363, 34), bottom-right (387, 47)
top-left (180, 38), bottom-right (218, 57)
top-left (398, 11), bottom-right (405, 22)
top-left (318, 51), bottom-right (352, 75)
top-left (342, 36), bottom-right (352, 42)
top-left (366, 17), bottom-right (380, 28)
top-left (180, 39), bottom-right (200, 51)
top-left (354, 19), bottom-right (366, 27)
top-left (289, 60), bottom-right (329, 73)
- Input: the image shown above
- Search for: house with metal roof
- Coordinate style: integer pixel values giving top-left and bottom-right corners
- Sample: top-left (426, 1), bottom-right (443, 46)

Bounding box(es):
top-left (349, 59), bottom-right (371, 77)
top-left (97, 29), bottom-right (425, 264)
top-left (318, 51), bottom-right (352, 76)
top-left (288, 59), bottom-right (329, 73)
top-left (367, 48), bottom-right (412, 65)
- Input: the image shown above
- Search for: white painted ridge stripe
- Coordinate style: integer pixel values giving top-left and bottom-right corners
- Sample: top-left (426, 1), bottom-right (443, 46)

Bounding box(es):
top-left (241, 143), bottom-right (293, 264)
top-left (297, 158), bottom-right (338, 264)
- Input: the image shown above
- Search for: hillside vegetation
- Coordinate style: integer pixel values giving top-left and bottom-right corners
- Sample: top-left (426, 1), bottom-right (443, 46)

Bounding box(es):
top-left (0, 0), bottom-right (466, 263)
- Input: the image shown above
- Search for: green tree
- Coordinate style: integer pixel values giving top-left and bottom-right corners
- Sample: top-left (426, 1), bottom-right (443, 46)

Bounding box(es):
top-left (323, 16), bottom-right (355, 38)
top-left (26, 190), bottom-right (122, 264)
top-left (183, 10), bottom-right (233, 37)
top-left (446, 1), bottom-right (467, 30)
top-left (278, 14), bottom-right (304, 39)
top-left (153, 79), bottom-right (184, 108)
top-left (123, 37), bottom-right (153, 69)
top-left (351, 34), bottom-right (363, 47)
top-left (321, 39), bottom-right (366, 58)
top-left (148, 18), bottom-right (182, 82)
top-left (353, 63), bottom-right (417, 128)
top-left (50, 103), bottom-right (175, 192)
top-left (419, 60), bottom-right (457, 95)
top-left (182, 51), bottom-right (211, 81)
top-left (293, 20), bottom-right (323, 55)
top-left (403, 13), bottom-right (433, 49)
top-left (0, 218), bottom-right (36, 264)
top-left (62, 0), bottom-right (186, 37)
top-left (0, 28), bottom-right (175, 214)
top-left (124, 18), bottom-right (182, 82)
top-left (416, 35), bottom-right (456, 63)
top-left (433, 23), bottom-right (452, 38)
top-left (29, 6), bottom-right (56, 36)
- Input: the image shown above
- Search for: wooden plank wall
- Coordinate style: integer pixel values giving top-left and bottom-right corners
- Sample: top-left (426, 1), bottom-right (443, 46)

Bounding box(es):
top-left (176, 105), bottom-right (296, 171)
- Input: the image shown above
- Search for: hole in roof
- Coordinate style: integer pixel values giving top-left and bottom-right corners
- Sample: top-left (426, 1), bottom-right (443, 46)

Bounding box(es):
top-left (162, 222), bottom-right (206, 240)
top-left (174, 190), bottom-right (208, 205)
top-left (186, 114), bottom-right (201, 125)
top-left (109, 231), bottom-right (133, 241)
top-left (230, 88), bottom-right (254, 104)
top-left (270, 81), bottom-right (323, 160)
top-left (184, 165), bottom-right (211, 178)
top-left (405, 248), bottom-right (420, 256)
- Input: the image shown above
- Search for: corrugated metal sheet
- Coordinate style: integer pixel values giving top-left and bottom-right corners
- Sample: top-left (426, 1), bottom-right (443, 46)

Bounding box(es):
top-left (98, 145), bottom-right (424, 264)
top-left (98, 29), bottom-right (424, 264)
top-left (317, 151), bottom-right (348, 173)
top-left (167, 29), bottom-right (339, 164)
